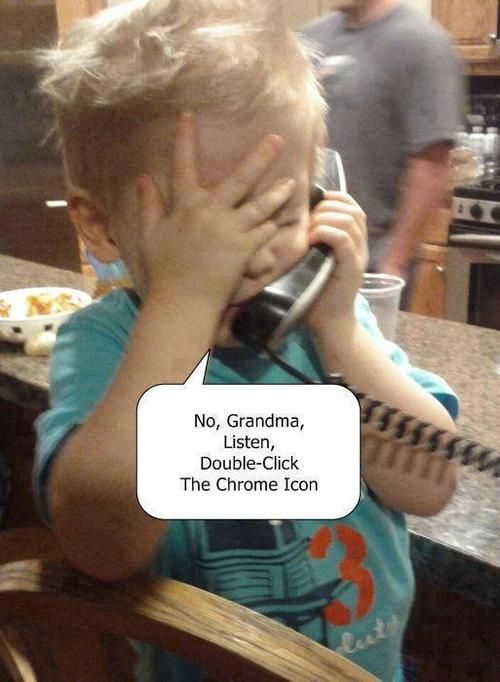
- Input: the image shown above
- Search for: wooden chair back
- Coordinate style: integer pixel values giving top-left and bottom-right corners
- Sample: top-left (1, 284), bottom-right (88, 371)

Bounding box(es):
top-left (0, 528), bottom-right (377, 681)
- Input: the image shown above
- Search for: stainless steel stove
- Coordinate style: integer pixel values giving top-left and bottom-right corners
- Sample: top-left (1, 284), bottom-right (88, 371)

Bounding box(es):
top-left (451, 180), bottom-right (500, 248)
top-left (448, 181), bottom-right (500, 331)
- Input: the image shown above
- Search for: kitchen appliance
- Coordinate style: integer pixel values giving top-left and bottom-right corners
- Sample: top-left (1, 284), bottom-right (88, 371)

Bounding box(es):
top-left (448, 179), bottom-right (500, 331)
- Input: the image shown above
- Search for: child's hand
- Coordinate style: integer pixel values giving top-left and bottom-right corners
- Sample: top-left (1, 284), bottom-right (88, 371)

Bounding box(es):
top-left (137, 112), bottom-right (295, 310)
top-left (305, 191), bottom-right (368, 334)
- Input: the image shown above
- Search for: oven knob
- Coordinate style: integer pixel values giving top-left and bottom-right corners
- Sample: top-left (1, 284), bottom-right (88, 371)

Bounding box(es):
top-left (491, 206), bottom-right (500, 222)
top-left (469, 203), bottom-right (483, 220)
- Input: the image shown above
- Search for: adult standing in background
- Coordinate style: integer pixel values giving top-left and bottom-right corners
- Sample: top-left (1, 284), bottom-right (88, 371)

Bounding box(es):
top-left (302, 0), bottom-right (464, 297)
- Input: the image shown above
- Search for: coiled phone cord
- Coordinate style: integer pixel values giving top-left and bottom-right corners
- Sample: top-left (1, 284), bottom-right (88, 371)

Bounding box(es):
top-left (261, 344), bottom-right (500, 478)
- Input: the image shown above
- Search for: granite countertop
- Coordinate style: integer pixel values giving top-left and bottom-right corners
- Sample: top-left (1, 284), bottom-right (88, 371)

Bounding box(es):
top-left (0, 255), bottom-right (499, 607)
top-left (397, 313), bottom-right (500, 608)
top-left (0, 256), bottom-right (95, 410)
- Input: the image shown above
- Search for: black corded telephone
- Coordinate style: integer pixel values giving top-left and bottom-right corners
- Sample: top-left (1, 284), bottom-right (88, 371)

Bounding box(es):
top-left (231, 150), bottom-right (346, 350)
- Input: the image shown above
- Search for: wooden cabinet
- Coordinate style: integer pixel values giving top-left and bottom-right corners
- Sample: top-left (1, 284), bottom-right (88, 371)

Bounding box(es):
top-left (55, 0), bottom-right (106, 35)
top-left (0, 1), bottom-right (57, 51)
top-left (57, 0), bottom-right (331, 32)
top-left (404, 577), bottom-right (500, 681)
top-left (282, 1), bottom-right (336, 29)
top-left (407, 208), bottom-right (450, 318)
top-left (408, 243), bottom-right (448, 318)
top-left (433, 0), bottom-right (498, 49)
top-left (50, 1), bottom-right (107, 274)
top-left (282, 0), bottom-right (323, 29)
top-left (432, 0), bottom-right (500, 74)
top-left (0, 0), bottom-right (83, 272)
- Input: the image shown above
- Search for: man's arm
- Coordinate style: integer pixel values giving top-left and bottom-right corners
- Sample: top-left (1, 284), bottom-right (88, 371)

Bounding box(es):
top-left (377, 141), bottom-right (451, 278)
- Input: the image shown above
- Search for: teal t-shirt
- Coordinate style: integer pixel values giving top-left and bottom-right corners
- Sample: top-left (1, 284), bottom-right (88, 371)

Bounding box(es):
top-left (34, 289), bottom-right (458, 682)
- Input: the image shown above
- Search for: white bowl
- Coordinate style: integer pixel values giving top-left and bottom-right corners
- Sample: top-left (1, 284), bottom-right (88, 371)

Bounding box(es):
top-left (0, 287), bottom-right (92, 343)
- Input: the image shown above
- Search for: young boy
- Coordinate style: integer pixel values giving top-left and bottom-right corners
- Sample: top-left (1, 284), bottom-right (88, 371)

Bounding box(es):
top-left (34, 1), bottom-right (459, 680)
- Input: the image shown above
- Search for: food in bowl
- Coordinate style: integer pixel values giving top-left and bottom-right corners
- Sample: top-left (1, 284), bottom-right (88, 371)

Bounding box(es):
top-left (0, 300), bottom-right (11, 318)
top-left (26, 291), bottom-right (82, 317)
top-left (0, 287), bottom-right (92, 344)
top-left (0, 291), bottom-right (83, 319)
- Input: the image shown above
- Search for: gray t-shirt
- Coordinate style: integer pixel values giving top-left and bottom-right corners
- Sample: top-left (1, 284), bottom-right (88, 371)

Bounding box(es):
top-left (302, 2), bottom-right (464, 265)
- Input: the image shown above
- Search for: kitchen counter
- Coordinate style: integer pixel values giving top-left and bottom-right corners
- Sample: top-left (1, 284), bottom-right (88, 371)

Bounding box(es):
top-left (0, 255), bottom-right (499, 608)
top-left (397, 314), bottom-right (500, 609)
top-left (0, 256), bottom-right (94, 411)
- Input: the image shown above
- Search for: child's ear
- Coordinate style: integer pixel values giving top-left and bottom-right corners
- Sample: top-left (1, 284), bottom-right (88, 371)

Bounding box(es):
top-left (67, 189), bottom-right (120, 263)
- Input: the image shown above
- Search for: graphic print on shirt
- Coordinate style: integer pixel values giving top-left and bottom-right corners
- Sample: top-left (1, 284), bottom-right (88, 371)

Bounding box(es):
top-left (194, 520), bottom-right (375, 646)
top-left (309, 523), bottom-right (375, 628)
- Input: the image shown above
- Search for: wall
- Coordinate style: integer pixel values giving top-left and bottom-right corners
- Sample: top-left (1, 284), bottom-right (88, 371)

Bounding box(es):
top-left (406, 0), bottom-right (432, 14)
top-left (283, 0), bottom-right (323, 28)
top-left (271, 0), bottom-right (433, 28)
top-left (105, 0), bottom-right (324, 26)
top-left (282, 0), bottom-right (432, 27)
top-left (106, 1), bottom-right (431, 26)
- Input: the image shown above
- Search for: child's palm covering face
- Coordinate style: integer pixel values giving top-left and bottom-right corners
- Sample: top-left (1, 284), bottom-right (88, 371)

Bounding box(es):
top-left (117, 110), bottom-right (367, 346)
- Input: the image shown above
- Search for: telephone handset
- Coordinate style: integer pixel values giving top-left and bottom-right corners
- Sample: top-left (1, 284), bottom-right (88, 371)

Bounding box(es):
top-left (231, 150), bottom-right (346, 350)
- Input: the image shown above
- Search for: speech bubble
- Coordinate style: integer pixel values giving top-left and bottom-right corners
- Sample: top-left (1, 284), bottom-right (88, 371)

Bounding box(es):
top-left (137, 352), bottom-right (360, 520)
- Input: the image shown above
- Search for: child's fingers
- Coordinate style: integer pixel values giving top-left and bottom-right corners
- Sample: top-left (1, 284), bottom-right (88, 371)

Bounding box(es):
top-left (138, 175), bottom-right (167, 231)
top-left (311, 224), bottom-right (368, 271)
top-left (246, 219), bottom-right (280, 254)
top-left (310, 225), bottom-right (359, 269)
top-left (310, 224), bottom-right (354, 255)
top-left (314, 198), bottom-right (366, 220)
top-left (170, 111), bottom-right (199, 199)
top-left (238, 177), bottom-right (296, 229)
top-left (218, 134), bottom-right (284, 207)
top-left (310, 210), bottom-right (365, 250)
top-left (321, 190), bottom-right (363, 209)
top-left (314, 199), bottom-right (366, 233)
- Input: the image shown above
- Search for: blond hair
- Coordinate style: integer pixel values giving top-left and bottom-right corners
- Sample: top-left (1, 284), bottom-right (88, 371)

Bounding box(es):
top-left (38, 0), bottom-right (326, 210)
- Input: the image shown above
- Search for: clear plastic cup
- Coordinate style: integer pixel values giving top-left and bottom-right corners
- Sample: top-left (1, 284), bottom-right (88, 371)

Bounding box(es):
top-left (359, 274), bottom-right (406, 342)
